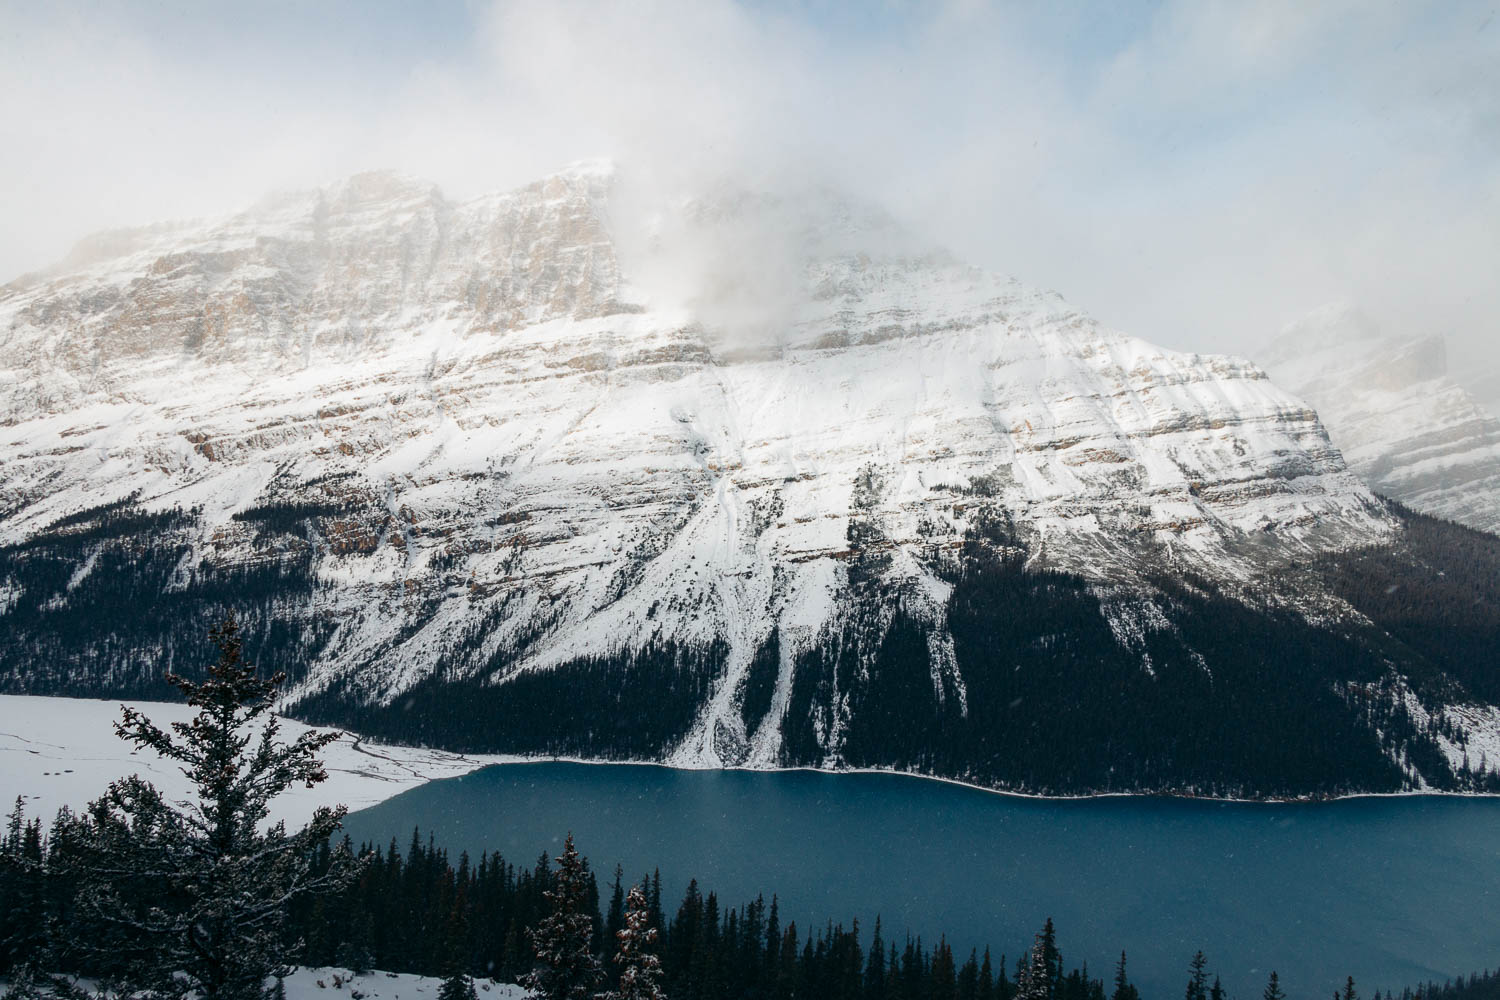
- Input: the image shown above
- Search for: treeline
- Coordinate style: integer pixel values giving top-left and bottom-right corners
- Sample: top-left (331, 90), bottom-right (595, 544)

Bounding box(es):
top-left (7, 804), bottom-right (1488, 1000)
top-left (296, 640), bottom-right (724, 759)
top-left (0, 801), bottom-right (1196, 1000)
top-left (1376, 970), bottom-right (1500, 1000)
top-left (0, 497), bottom-right (330, 699)
top-left (293, 828), bottom-right (1101, 1000)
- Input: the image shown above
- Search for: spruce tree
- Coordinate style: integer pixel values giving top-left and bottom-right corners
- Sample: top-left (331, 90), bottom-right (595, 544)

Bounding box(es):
top-left (1187, 952), bottom-right (1210, 1000)
top-left (959, 950), bottom-right (981, 1000)
top-left (1112, 952), bottom-right (1140, 1000)
top-left (438, 970), bottom-right (480, 1000)
top-left (522, 833), bottom-right (605, 1000)
top-left (59, 614), bottom-right (357, 1000)
top-left (605, 865), bottom-right (626, 971)
top-left (0, 800), bottom-right (47, 975)
top-left (1041, 919), bottom-right (1062, 999)
top-left (1265, 971), bottom-right (1288, 1000)
top-left (438, 881), bottom-right (476, 1000)
top-left (605, 882), bottom-right (666, 1000)
top-left (865, 918), bottom-right (887, 1000)
top-left (931, 938), bottom-right (958, 1000)
top-left (1018, 933), bottom-right (1053, 1000)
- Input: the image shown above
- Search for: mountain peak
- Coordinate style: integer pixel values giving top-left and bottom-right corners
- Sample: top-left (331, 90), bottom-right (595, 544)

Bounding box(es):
top-left (1265, 302), bottom-right (1382, 361)
top-left (0, 163), bottom-right (1400, 756)
top-left (24, 163), bottom-right (1500, 797)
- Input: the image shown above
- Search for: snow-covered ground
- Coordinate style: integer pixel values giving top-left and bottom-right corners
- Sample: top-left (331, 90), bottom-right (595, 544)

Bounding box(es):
top-left (0, 694), bottom-right (513, 829)
top-left (1, 968), bottom-right (530, 1000)
top-left (284, 968), bottom-right (527, 1000)
top-left (282, 968), bottom-right (528, 1000)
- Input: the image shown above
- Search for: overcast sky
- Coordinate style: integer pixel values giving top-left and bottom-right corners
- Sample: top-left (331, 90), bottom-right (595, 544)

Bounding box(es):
top-left (2, 0), bottom-right (1496, 368)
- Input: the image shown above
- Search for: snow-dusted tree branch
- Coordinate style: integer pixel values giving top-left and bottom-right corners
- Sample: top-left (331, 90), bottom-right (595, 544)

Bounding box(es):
top-left (52, 614), bottom-right (363, 1000)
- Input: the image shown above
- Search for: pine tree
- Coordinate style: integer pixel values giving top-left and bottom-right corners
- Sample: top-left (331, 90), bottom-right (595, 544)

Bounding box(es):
top-left (1018, 933), bottom-right (1053, 1000)
top-left (1345, 977), bottom-right (1360, 1000)
top-left (765, 896), bottom-right (782, 988)
top-left (0, 800), bottom-right (47, 975)
top-left (605, 865), bottom-right (627, 971)
top-left (1041, 919), bottom-right (1062, 999)
top-left (439, 880), bottom-right (475, 993)
top-left (1187, 952), bottom-right (1210, 1000)
top-left (1265, 971), bottom-right (1288, 1000)
top-left (959, 949), bottom-right (981, 1000)
top-left (522, 833), bottom-right (605, 1000)
top-left (605, 883), bottom-right (666, 1000)
top-left (58, 614), bottom-right (358, 1000)
top-left (931, 938), bottom-right (958, 1000)
top-left (866, 917), bottom-right (887, 1000)
top-left (438, 970), bottom-right (479, 1000)
top-left (1112, 952), bottom-right (1140, 1000)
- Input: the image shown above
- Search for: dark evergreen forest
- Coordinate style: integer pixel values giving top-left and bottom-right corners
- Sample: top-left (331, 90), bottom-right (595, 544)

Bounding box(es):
top-left (0, 495), bottom-right (332, 698)
top-left (5, 807), bottom-right (1486, 1000)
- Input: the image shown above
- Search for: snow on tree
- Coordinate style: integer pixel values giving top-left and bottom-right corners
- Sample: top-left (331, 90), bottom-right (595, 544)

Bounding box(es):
top-left (57, 614), bottom-right (359, 1000)
top-left (438, 970), bottom-right (480, 1000)
top-left (1017, 931), bottom-right (1053, 1000)
top-left (605, 882), bottom-right (666, 1000)
top-left (0, 798), bottom-right (47, 974)
top-left (522, 832), bottom-right (605, 1000)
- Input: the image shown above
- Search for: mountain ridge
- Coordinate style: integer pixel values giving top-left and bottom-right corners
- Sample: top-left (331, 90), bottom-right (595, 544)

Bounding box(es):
top-left (1259, 303), bottom-right (1500, 535)
top-left (2, 165), bottom-right (1496, 796)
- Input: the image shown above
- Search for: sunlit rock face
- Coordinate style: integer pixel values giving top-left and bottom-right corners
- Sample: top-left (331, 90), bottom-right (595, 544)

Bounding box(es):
top-left (0, 164), bottom-right (1397, 769)
top-left (1260, 304), bottom-right (1500, 535)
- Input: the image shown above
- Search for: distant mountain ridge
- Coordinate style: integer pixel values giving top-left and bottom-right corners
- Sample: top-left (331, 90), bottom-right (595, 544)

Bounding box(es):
top-left (2, 166), bottom-right (1497, 797)
top-left (1259, 304), bottom-right (1500, 535)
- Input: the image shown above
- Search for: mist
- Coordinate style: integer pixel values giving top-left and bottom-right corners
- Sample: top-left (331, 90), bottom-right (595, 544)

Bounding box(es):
top-left (2, 0), bottom-right (1497, 374)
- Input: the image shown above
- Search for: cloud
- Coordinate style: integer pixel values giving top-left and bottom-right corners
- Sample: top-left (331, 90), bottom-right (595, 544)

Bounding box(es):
top-left (1, 0), bottom-right (1496, 372)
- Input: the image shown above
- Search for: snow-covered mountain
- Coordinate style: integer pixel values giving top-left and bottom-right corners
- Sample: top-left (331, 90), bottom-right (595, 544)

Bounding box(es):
top-left (2, 166), bottom-right (1496, 796)
top-left (1259, 304), bottom-right (1500, 535)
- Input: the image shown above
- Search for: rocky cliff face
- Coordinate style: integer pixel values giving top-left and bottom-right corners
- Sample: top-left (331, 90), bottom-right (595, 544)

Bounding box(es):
top-left (1259, 304), bottom-right (1500, 535)
top-left (5, 166), bottom-right (1496, 796)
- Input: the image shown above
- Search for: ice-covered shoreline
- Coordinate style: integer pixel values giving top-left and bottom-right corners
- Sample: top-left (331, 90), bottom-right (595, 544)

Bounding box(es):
top-left (0, 694), bottom-right (512, 829)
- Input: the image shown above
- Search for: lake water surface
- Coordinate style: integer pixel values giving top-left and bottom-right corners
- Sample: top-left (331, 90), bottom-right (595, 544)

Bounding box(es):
top-left (342, 764), bottom-right (1500, 999)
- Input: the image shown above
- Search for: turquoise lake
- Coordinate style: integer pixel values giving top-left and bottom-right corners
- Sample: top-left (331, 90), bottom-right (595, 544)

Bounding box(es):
top-left (341, 763), bottom-right (1500, 999)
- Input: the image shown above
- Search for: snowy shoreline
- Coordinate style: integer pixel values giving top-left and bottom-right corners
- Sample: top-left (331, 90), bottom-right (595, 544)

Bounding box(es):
top-left (0, 694), bottom-right (512, 828)
top-left (389, 747), bottom-right (1500, 807)
top-left (4, 694), bottom-right (1496, 828)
